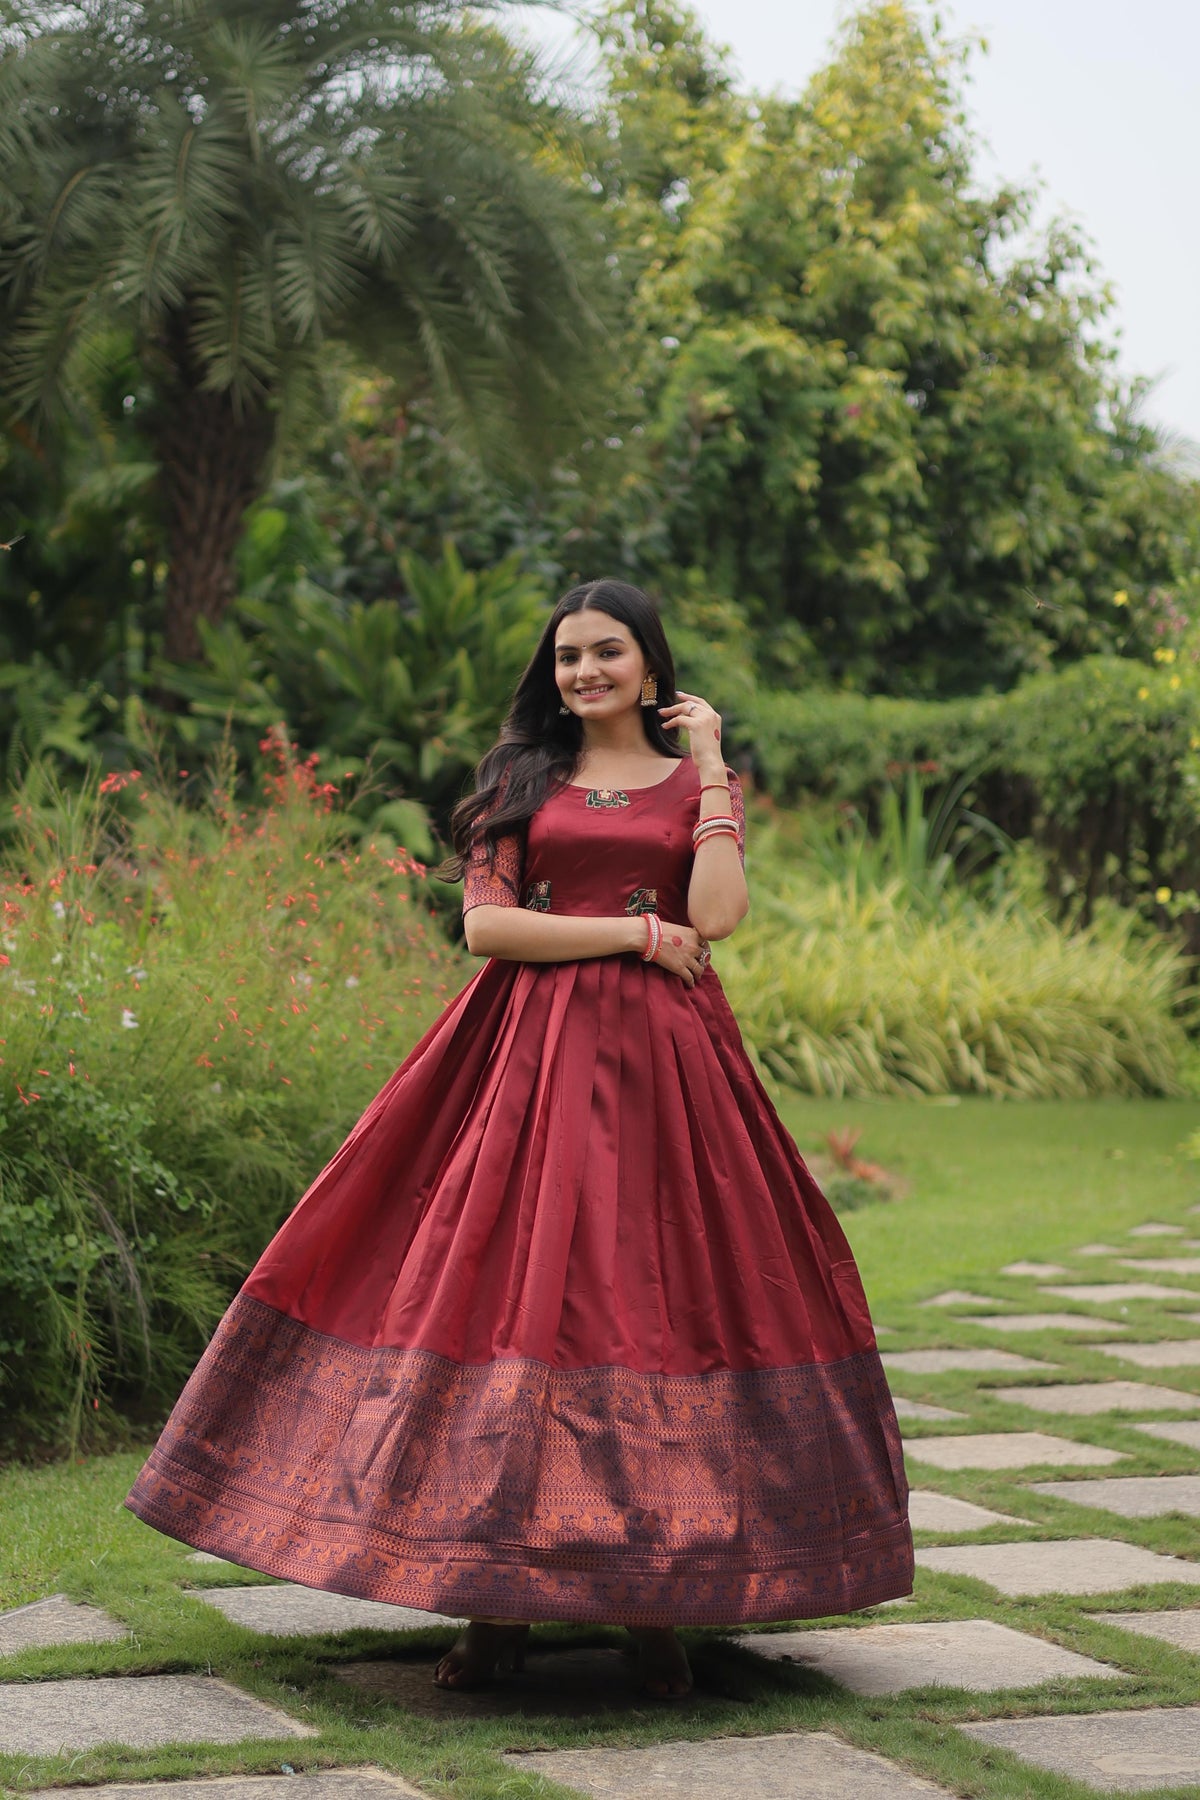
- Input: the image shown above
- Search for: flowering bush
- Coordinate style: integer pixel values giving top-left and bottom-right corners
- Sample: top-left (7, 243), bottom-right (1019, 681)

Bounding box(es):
top-left (0, 738), bottom-right (461, 1449)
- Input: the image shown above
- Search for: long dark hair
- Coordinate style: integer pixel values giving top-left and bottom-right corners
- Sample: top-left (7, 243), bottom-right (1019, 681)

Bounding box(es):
top-left (443, 579), bottom-right (682, 876)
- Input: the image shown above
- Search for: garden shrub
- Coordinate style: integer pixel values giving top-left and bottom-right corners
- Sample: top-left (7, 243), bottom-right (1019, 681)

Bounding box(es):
top-left (740, 657), bottom-right (1200, 937)
top-left (0, 741), bottom-right (460, 1450)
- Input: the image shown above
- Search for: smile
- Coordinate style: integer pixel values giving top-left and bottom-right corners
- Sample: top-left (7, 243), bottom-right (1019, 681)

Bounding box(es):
top-left (575, 687), bottom-right (613, 699)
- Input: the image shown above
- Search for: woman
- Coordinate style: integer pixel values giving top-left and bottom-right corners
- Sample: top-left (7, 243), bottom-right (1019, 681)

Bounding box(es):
top-left (126, 579), bottom-right (912, 1700)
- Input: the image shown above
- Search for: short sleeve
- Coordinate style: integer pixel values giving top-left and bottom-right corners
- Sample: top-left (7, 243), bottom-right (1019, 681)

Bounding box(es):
top-left (727, 769), bottom-right (746, 867)
top-left (462, 807), bottom-right (524, 914)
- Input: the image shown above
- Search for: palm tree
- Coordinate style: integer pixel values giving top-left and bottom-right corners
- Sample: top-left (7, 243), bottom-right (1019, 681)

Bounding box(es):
top-left (0, 0), bottom-right (610, 660)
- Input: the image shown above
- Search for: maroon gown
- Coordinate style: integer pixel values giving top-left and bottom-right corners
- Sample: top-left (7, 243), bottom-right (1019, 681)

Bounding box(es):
top-left (126, 759), bottom-right (913, 1625)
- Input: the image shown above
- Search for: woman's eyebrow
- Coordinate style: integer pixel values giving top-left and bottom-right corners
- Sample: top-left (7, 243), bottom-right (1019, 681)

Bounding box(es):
top-left (555, 635), bottom-right (627, 652)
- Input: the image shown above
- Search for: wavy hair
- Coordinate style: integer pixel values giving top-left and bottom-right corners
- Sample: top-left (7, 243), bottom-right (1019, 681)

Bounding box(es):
top-left (443, 579), bottom-right (682, 876)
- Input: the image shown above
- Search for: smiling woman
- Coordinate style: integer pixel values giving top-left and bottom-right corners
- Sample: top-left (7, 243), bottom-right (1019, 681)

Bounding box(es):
top-left (124, 578), bottom-right (913, 1703)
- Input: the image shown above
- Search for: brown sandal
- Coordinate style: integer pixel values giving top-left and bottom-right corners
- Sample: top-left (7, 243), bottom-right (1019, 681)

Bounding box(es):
top-left (432, 1620), bottom-right (530, 1690)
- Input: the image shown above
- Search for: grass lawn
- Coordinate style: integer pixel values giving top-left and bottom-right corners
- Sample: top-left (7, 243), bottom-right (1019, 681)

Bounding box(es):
top-left (4, 1097), bottom-right (1200, 1800)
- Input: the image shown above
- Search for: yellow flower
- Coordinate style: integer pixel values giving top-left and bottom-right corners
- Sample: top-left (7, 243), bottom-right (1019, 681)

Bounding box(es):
top-left (1191, 736), bottom-right (1200, 750)
top-left (1170, 675), bottom-right (1182, 690)
top-left (1113, 590), bottom-right (1129, 606)
top-left (1156, 887), bottom-right (1172, 904)
top-left (1154, 646), bottom-right (1177, 663)
top-left (1137, 686), bottom-right (1150, 699)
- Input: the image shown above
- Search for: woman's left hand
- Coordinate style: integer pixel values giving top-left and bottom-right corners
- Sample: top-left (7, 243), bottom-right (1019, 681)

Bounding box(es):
top-left (658, 689), bottom-right (724, 766)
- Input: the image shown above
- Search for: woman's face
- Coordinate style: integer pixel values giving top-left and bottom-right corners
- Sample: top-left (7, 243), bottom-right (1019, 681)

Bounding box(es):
top-left (553, 608), bottom-right (650, 722)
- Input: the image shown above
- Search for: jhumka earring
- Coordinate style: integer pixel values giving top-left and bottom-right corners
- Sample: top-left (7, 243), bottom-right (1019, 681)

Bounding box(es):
top-left (640, 673), bottom-right (658, 707)
top-left (559, 703), bottom-right (570, 715)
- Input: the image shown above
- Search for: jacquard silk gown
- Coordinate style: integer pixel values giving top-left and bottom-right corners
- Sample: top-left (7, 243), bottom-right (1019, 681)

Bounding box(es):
top-left (126, 759), bottom-right (913, 1625)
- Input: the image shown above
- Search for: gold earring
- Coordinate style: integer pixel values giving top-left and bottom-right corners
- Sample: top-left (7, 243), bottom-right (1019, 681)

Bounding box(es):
top-left (559, 703), bottom-right (570, 715)
top-left (640, 673), bottom-right (658, 707)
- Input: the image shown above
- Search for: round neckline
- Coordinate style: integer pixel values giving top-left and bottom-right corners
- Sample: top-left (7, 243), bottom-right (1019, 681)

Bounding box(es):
top-left (566, 758), bottom-right (689, 794)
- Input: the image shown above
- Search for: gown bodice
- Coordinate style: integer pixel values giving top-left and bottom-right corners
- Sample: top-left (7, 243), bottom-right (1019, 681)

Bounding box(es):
top-left (464, 757), bottom-right (745, 925)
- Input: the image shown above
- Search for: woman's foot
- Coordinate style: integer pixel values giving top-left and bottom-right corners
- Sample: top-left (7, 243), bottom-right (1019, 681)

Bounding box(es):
top-left (432, 1619), bottom-right (529, 1690)
top-left (628, 1625), bottom-right (693, 1700)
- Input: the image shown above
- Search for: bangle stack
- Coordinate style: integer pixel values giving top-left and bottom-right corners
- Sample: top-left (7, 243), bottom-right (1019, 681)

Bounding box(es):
top-left (641, 912), bottom-right (663, 962)
top-left (692, 815), bottom-right (739, 849)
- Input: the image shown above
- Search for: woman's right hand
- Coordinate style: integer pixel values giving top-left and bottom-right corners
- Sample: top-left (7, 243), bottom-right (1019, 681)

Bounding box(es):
top-left (653, 921), bottom-right (709, 987)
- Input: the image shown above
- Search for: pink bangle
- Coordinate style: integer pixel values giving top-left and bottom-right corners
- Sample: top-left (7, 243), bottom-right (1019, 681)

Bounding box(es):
top-left (641, 913), bottom-right (663, 962)
top-left (699, 782), bottom-right (731, 794)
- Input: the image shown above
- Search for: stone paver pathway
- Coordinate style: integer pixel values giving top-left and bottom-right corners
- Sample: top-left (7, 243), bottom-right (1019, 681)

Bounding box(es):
top-left (905, 1431), bottom-right (1125, 1470)
top-left (194, 1585), bottom-right (462, 1636)
top-left (972, 1313), bottom-right (1127, 1334)
top-left (1096, 1338), bottom-right (1200, 1366)
top-left (913, 1537), bottom-right (1200, 1596)
top-left (1127, 1223), bottom-right (1185, 1237)
top-left (1029, 1474), bottom-right (1200, 1516)
top-left (993, 1379), bottom-right (1200, 1414)
top-left (1121, 1256), bottom-right (1200, 1275)
top-left (962, 1706), bottom-right (1200, 1792)
top-left (907, 1491), bottom-right (1027, 1531)
top-left (1135, 1419), bottom-right (1200, 1448)
top-left (505, 1731), bottom-right (958, 1797)
top-left (920, 1291), bottom-right (1004, 1308)
top-left (25, 1777), bottom-right (424, 1800)
top-left (1001, 1261), bottom-right (1070, 1277)
top-left (1095, 1610), bottom-right (1200, 1652)
top-left (882, 1348), bottom-right (1055, 1374)
top-left (0, 1595), bottom-right (127, 1654)
top-left (736, 1618), bottom-right (1119, 1694)
top-left (891, 1398), bottom-right (965, 1422)
top-left (1041, 1282), bottom-right (1200, 1303)
top-left (0, 1674), bottom-right (317, 1754)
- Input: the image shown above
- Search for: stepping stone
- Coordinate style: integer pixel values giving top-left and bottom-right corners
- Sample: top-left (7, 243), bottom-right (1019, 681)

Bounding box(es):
top-left (505, 1731), bottom-right (957, 1796)
top-left (195, 1585), bottom-right (462, 1637)
top-left (1031, 1476), bottom-right (1200, 1517)
top-left (337, 1646), bottom-right (723, 1721)
top-left (1075, 1244), bottom-right (1122, 1257)
top-left (1128, 1222), bottom-right (1186, 1236)
top-left (919, 1291), bottom-right (1004, 1308)
top-left (1001, 1261), bottom-right (1070, 1278)
top-left (1042, 1283), bottom-right (1200, 1304)
top-left (915, 1537), bottom-right (1200, 1596)
top-left (21, 1776), bottom-right (425, 1800)
top-left (892, 1398), bottom-right (966, 1422)
top-left (962, 1705), bottom-right (1200, 1791)
top-left (882, 1349), bottom-right (1055, 1374)
top-left (186, 1551), bottom-right (234, 1566)
top-left (1096, 1610), bottom-right (1200, 1653)
top-left (1136, 1421), bottom-right (1200, 1450)
top-left (994, 1380), bottom-right (1200, 1415)
top-left (0, 1595), bottom-right (126, 1654)
top-left (0, 1675), bottom-right (315, 1754)
top-left (1097, 1340), bottom-right (1200, 1367)
top-left (908, 1492), bottom-right (1029, 1532)
top-left (1121, 1257), bottom-right (1200, 1275)
top-left (905, 1433), bottom-right (1125, 1471)
top-left (736, 1618), bottom-right (1120, 1695)
top-left (973, 1313), bottom-right (1128, 1335)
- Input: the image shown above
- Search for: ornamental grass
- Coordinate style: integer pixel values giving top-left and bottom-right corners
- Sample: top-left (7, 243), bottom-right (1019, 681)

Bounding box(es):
top-left (719, 859), bottom-right (1191, 1101)
top-left (0, 738), bottom-right (458, 1450)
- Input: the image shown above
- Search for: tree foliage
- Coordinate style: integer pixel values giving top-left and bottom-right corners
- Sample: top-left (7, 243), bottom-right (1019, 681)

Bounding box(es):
top-left (0, 0), bottom-right (613, 657)
top-left (576, 0), bottom-right (1200, 693)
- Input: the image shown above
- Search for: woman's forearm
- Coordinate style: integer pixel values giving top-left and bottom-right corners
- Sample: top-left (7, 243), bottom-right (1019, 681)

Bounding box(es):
top-left (464, 907), bottom-right (647, 963)
top-left (686, 763), bottom-right (750, 939)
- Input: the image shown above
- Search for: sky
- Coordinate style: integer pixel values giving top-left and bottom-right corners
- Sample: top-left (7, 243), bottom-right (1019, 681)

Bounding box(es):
top-left (514, 0), bottom-right (1200, 450)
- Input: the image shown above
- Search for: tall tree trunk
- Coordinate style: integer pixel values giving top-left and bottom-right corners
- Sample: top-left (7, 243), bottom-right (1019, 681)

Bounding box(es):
top-left (154, 381), bottom-right (275, 664)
